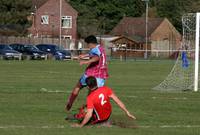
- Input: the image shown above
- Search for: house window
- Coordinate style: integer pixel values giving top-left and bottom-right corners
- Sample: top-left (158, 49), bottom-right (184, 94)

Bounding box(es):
top-left (136, 45), bottom-right (140, 50)
top-left (62, 35), bottom-right (72, 39)
top-left (62, 16), bottom-right (72, 28)
top-left (41, 15), bottom-right (49, 24)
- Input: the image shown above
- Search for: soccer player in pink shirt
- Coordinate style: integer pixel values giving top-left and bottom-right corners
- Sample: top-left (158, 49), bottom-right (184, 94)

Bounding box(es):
top-left (65, 35), bottom-right (109, 111)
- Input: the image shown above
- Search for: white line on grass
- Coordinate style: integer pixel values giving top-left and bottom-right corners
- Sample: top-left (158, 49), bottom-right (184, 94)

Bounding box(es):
top-left (39, 90), bottom-right (189, 101)
top-left (126, 96), bottom-right (188, 100)
top-left (40, 88), bottom-right (71, 93)
top-left (0, 125), bottom-right (200, 129)
top-left (139, 125), bottom-right (200, 128)
top-left (0, 125), bottom-right (65, 129)
top-left (38, 90), bottom-right (189, 101)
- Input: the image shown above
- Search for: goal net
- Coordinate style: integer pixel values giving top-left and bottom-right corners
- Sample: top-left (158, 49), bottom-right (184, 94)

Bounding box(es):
top-left (153, 13), bottom-right (200, 91)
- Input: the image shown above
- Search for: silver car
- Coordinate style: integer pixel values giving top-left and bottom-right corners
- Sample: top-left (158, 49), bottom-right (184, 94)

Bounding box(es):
top-left (0, 44), bottom-right (22, 60)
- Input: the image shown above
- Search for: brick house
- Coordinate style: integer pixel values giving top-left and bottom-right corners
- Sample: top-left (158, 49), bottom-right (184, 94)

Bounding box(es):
top-left (111, 17), bottom-right (182, 57)
top-left (29, 0), bottom-right (78, 40)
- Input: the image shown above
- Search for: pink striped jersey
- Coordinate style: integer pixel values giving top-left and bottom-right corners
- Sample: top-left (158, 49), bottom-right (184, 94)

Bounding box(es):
top-left (85, 45), bottom-right (109, 79)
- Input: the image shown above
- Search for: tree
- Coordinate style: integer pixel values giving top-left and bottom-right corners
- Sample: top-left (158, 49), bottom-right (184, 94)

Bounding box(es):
top-left (155, 0), bottom-right (197, 32)
top-left (69, 0), bottom-right (144, 38)
top-left (0, 0), bottom-right (32, 36)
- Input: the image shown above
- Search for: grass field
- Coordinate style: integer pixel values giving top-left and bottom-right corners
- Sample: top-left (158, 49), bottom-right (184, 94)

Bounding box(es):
top-left (0, 60), bottom-right (200, 135)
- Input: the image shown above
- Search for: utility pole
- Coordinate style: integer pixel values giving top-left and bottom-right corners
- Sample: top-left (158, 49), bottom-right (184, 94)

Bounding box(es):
top-left (142, 0), bottom-right (149, 59)
top-left (59, 0), bottom-right (62, 46)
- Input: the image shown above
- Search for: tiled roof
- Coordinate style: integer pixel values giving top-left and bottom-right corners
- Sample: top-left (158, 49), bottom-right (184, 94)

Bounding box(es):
top-left (111, 17), bottom-right (164, 39)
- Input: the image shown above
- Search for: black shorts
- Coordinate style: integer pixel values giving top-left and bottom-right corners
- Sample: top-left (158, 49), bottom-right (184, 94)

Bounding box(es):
top-left (89, 111), bottom-right (111, 125)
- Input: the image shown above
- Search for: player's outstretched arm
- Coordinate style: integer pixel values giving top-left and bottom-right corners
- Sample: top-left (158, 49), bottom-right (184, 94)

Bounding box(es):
top-left (78, 54), bottom-right (89, 59)
top-left (110, 93), bottom-right (136, 120)
top-left (72, 109), bottom-right (93, 128)
top-left (80, 56), bottom-right (100, 66)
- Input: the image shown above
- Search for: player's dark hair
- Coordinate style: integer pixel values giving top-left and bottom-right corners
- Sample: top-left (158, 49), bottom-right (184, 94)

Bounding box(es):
top-left (84, 35), bottom-right (98, 44)
top-left (86, 76), bottom-right (98, 90)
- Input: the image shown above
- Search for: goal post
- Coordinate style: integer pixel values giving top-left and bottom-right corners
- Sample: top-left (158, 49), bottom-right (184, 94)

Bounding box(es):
top-left (153, 13), bottom-right (200, 92)
top-left (194, 13), bottom-right (200, 92)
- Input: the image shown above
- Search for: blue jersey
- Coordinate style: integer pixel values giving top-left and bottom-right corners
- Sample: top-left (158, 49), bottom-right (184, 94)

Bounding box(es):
top-left (89, 45), bottom-right (101, 57)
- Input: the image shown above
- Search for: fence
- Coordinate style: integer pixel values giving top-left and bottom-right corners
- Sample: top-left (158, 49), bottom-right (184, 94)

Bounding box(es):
top-left (0, 36), bottom-right (179, 61)
top-left (0, 36), bottom-right (88, 49)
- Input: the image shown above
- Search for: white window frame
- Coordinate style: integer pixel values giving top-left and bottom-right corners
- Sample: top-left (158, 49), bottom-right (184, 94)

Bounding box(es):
top-left (62, 16), bottom-right (72, 28)
top-left (62, 35), bottom-right (72, 39)
top-left (41, 15), bottom-right (49, 25)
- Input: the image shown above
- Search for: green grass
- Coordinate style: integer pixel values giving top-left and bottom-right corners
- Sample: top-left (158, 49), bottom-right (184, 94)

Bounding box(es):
top-left (0, 60), bottom-right (200, 135)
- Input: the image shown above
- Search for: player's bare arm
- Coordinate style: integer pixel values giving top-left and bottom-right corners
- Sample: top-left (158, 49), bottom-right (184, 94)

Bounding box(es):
top-left (80, 56), bottom-right (100, 66)
top-left (79, 109), bottom-right (93, 127)
top-left (72, 109), bottom-right (93, 128)
top-left (78, 54), bottom-right (89, 59)
top-left (110, 93), bottom-right (136, 120)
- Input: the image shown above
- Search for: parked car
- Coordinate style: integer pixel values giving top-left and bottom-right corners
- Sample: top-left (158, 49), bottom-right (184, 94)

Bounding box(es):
top-left (0, 44), bottom-right (22, 60)
top-left (10, 44), bottom-right (47, 60)
top-left (36, 44), bottom-right (71, 60)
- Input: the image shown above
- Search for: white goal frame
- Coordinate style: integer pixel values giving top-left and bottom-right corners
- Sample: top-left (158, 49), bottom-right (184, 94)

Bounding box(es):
top-left (153, 13), bottom-right (200, 92)
top-left (194, 13), bottom-right (200, 92)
